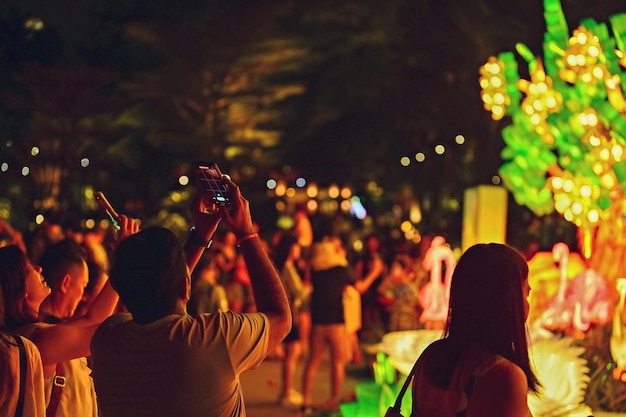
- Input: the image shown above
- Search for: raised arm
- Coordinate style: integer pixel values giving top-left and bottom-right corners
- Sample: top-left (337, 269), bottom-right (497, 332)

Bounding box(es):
top-left (28, 323), bottom-right (101, 377)
top-left (354, 255), bottom-right (385, 294)
top-left (219, 176), bottom-right (291, 352)
top-left (69, 215), bottom-right (139, 327)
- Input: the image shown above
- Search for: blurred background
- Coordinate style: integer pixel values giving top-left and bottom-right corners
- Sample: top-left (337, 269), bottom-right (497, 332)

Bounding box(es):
top-left (0, 0), bottom-right (623, 250)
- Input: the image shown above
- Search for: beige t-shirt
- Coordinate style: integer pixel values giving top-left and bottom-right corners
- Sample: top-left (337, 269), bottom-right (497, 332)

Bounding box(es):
top-left (91, 311), bottom-right (269, 417)
top-left (0, 333), bottom-right (46, 417)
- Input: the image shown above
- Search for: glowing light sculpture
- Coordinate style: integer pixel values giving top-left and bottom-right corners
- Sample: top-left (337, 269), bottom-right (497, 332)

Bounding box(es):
top-left (418, 236), bottom-right (456, 329)
top-left (479, 0), bottom-right (626, 286)
top-left (527, 336), bottom-right (593, 417)
top-left (535, 243), bottom-right (611, 336)
top-left (535, 243), bottom-right (573, 330)
top-left (611, 278), bottom-right (626, 382)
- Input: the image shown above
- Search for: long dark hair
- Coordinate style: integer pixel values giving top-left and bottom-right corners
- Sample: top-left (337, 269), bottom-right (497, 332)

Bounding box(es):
top-left (0, 245), bottom-right (36, 330)
top-left (425, 243), bottom-right (540, 393)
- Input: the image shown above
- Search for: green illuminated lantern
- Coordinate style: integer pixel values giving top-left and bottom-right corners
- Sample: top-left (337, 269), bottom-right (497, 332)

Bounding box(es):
top-left (480, 0), bottom-right (626, 283)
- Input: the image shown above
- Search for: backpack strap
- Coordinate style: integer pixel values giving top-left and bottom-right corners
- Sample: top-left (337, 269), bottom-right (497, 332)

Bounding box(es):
top-left (46, 362), bottom-right (65, 417)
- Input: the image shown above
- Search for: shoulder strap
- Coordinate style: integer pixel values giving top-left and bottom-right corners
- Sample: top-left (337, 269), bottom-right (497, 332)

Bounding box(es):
top-left (13, 335), bottom-right (27, 417)
top-left (387, 354), bottom-right (421, 415)
top-left (388, 346), bottom-right (492, 417)
top-left (47, 362), bottom-right (65, 417)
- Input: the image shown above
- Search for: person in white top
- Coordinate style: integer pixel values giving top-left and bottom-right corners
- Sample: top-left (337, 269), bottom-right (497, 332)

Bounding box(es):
top-left (0, 328), bottom-right (45, 416)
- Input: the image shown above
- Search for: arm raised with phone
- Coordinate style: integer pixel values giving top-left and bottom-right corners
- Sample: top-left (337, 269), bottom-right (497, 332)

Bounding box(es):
top-left (185, 172), bottom-right (291, 354)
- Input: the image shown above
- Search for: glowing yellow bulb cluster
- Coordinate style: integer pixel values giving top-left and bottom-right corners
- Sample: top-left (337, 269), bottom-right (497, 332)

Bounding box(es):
top-left (559, 27), bottom-right (604, 85)
top-left (558, 26), bottom-right (626, 114)
top-left (550, 109), bottom-right (625, 227)
top-left (578, 108), bottom-right (626, 192)
top-left (478, 6), bottom-right (626, 234)
top-left (517, 60), bottom-right (563, 144)
top-left (550, 173), bottom-right (602, 226)
top-left (479, 57), bottom-right (510, 120)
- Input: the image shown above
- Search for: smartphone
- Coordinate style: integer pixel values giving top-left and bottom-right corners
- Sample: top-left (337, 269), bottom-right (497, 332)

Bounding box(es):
top-left (194, 162), bottom-right (231, 210)
top-left (94, 191), bottom-right (121, 230)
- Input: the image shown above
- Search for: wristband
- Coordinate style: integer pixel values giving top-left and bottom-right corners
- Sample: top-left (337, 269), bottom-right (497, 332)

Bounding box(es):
top-left (236, 232), bottom-right (259, 247)
top-left (188, 227), bottom-right (212, 249)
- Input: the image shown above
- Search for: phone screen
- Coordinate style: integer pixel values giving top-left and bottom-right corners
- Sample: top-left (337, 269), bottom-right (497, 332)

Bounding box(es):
top-left (196, 162), bottom-right (231, 207)
top-left (94, 191), bottom-right (121, 230)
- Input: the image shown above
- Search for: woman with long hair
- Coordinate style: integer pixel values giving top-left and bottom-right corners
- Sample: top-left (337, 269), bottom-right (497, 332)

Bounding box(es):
top-left (0, 255), bottom-right (46, 416)
top-left (411, 243), bottom-right (540, 417)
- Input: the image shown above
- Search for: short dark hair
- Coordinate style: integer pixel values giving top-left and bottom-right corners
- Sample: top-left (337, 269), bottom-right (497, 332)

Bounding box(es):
top-left (110, 227), bottom-right (187, 323)
top-left (39, 239), bottom-right (87, 289)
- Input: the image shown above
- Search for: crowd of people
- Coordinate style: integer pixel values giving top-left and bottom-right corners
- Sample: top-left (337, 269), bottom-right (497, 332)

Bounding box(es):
top-left (0, 173), bottom-right (541, 417)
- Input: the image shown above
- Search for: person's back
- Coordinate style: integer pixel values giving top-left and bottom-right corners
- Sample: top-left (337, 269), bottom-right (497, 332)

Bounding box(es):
top-left (0, 333), bottom-right (46, 417)
top-left (411, 341), bottom-right (529, 417)
top-left (92, 311), bottom-right (267, 417)
top-left (90, 174), bottom-right (291, 417)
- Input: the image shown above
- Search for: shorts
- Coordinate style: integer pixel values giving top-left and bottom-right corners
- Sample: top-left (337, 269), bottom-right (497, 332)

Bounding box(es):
top-left (284, 323), bottom-right (301, 343)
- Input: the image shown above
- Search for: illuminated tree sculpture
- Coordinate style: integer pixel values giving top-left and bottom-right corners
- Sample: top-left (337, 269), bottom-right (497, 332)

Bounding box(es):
top-left (479, 0), bottom-right (626, 284)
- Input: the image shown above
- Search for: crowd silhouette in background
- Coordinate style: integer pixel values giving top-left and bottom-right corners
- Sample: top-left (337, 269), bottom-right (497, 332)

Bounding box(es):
top-left (0, 190), bottom-right (464, 415)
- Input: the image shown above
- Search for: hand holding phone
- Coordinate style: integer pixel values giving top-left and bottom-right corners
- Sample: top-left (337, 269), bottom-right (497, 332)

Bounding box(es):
top-left (194, 162), bottom-right (231, 214)
top-left (94, 191), bottom-right (121, 230)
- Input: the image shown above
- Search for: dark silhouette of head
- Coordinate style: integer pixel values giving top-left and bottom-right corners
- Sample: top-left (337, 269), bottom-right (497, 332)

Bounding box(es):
top-left (110, 227), bottom-right (187, 324)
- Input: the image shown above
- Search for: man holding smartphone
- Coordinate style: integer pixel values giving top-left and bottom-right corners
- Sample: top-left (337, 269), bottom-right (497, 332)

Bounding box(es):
top-left (90, 173), bottom-right (292, 417)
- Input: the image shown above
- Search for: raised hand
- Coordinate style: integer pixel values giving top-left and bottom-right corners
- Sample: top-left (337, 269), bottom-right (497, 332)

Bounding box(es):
top-left (111, 215), bottom-right (140, 249)
top-left (218, 176), bottom-right (255, 238)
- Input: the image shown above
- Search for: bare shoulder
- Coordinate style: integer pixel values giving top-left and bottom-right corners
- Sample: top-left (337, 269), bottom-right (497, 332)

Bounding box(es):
top-left (481, 358), bottom-right (527, 387)
top-left (469, 358), bottom-right (529, 417)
